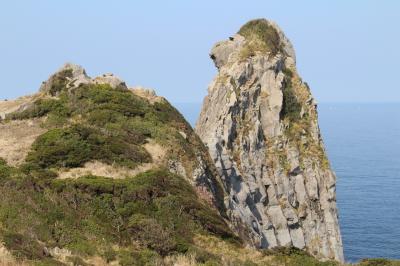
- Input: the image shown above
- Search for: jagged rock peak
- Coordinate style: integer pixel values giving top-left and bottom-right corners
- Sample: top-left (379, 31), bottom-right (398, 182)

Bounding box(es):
top-left (196, 19), bottom-right (344, 261)
top-left (39, 63), bottom-right (91, 95)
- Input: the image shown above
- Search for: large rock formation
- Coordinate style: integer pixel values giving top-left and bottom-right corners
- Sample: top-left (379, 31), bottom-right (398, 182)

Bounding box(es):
top-left (196, 19), bottom-right (344, 261)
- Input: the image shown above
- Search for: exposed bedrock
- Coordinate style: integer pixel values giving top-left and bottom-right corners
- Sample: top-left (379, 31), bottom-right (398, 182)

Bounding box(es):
top-left (196, 19), bottom-right (344, 262)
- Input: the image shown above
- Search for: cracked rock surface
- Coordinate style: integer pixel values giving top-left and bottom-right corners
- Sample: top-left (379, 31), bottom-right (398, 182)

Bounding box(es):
top-left (196, 19), bottom-right (344, 262)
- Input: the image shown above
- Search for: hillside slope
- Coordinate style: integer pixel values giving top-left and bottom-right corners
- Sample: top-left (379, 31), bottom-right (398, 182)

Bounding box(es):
top-left (0, 64), bottom-right (237, 265)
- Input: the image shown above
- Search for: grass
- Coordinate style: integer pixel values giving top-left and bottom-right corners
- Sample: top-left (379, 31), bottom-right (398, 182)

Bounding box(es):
top-left (169, 235), bottom-right (346, 266)
top-left (238, 19), bottom-right (282, 59)
top-left (280, 67), bottom-right (302, 122)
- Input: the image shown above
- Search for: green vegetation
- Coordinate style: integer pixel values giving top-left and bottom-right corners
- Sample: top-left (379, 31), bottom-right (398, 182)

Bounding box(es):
top-left (266, 247), bottom-right (339, 266)
top-left (48, 68), bottom-right (74, 96)
top-left (0, 165), bottom-right (235, 264)
top-left (26, 124), bottom-right (151, 169)
top-left (1, 71), bottom-right (398, 266)
top-left (7, 83), bottom-right (202, 171)
top-left (358, 259), bottom-right (400, 266)
top-left (0, 81), bottom-right (230, 264)
top-left (238, 19), bottom-right (282, 58)
top-left (280, 67), bottom-right (302, 122)
top-left (6, 98), bottom-right (70, 120)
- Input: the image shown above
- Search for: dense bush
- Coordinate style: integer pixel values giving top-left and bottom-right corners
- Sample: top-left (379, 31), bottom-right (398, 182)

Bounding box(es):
top-left (70, 84), bottom-right (149, 117)
top-left (26, 124), bottom-right (151, 169)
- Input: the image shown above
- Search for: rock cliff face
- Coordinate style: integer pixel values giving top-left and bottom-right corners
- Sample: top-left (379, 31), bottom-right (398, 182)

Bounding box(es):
top-left (196, 19), bottom-right (344, 261)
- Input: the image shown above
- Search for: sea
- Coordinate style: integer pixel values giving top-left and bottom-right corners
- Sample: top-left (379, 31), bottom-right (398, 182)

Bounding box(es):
top-left (174, 102), bottom-right (400, 263)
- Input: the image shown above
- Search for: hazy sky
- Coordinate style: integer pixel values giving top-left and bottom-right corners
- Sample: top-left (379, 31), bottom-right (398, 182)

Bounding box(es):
top-left (1, 1), bottom-right (399, 103)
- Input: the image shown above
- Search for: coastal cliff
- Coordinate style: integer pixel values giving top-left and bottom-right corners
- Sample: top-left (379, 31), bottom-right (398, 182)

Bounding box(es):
top-left (196, 19), bottom-right (344, 261)
top-left (2, 19), bottom-right (399, 266)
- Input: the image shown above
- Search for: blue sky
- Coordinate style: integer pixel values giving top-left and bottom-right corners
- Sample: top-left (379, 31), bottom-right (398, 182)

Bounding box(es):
top-left (0, 0), bottom-right (399, 103)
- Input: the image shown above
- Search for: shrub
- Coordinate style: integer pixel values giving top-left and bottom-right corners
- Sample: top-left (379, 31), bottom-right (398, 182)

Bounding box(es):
top-left (26, 127), bottom-right (92, 168)
top-left (70, 84), bottom-right (149, 117)
top-left (0, 158), bottom-right (12, 180)
top-left (26, 124), bottom-right (151, 169)
top-left (128, 215), bottom-right (176, 255)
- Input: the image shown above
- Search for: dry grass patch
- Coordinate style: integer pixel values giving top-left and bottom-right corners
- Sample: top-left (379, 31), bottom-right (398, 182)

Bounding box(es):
top-left (0, 244), bottom-right (19, 266)
top-left (0, 119), bottom-right (46, 166)
top-left (57, 160), bottom-right (155, 179)
top-left (0, 96), bottom-right (35, 119)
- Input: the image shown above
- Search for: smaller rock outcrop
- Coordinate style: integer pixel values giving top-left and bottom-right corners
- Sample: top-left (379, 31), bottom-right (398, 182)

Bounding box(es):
top-left (130, 86), bottom-right (164, 104)
top-left (93, 73), bottom-right (127, 89)
top-left (39, 63), bottom-right (91, 95)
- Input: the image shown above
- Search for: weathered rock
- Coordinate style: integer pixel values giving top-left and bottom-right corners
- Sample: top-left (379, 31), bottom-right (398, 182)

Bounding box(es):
top-left (39, 63), bottom-right (91, 95)
top-left (40, 63), bottom-right (126, 96)
top-left (196, 19), bottom-right (344, 261)
top-left (93, 73), bottom-right (127, 89)
top-left (130, 86), bottom-right (164, 104)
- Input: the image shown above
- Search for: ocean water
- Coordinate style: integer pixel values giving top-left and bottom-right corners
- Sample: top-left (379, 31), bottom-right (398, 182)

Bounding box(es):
top-left (174, 102), bottom-right (400, 263)
top-left (318, 103), bottom-right (400, 262)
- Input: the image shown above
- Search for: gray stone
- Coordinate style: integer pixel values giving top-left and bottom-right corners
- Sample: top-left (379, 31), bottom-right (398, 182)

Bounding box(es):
top-left (195, 19), bottom-right (344, 262)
